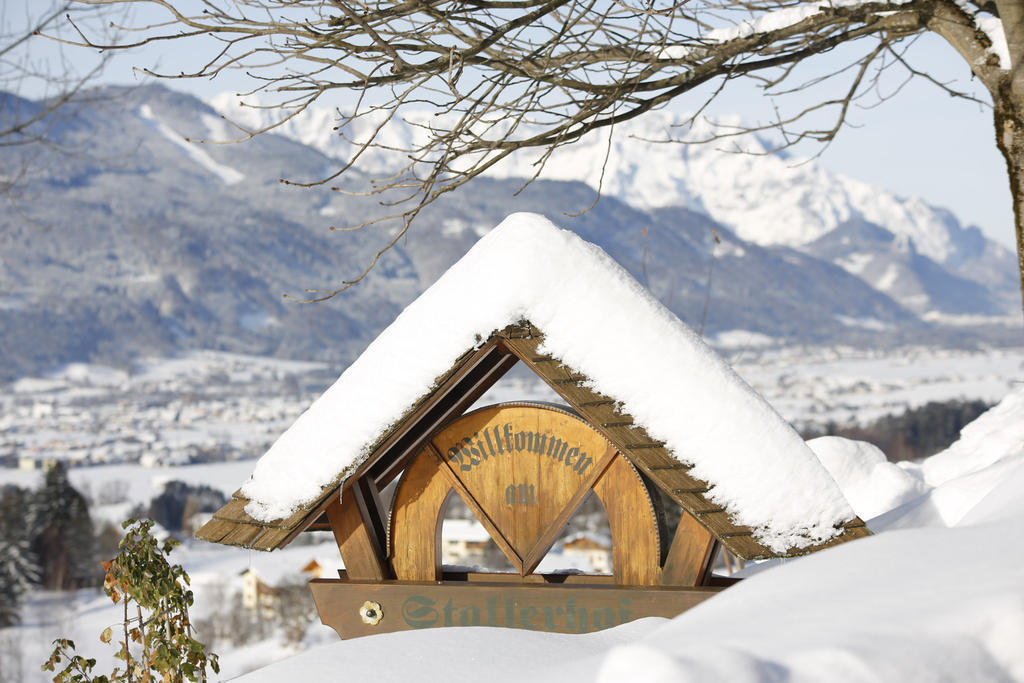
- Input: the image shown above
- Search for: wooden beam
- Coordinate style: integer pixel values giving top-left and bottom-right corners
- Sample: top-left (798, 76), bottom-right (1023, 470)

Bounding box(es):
top-left (340, 569), bottom-right (621, 585)
top-left (310, 579), bottom-right (725, 638)
top-left (660, 510), bottom-right (717, 587)
top-left (439, 571), bottom-right (616, 585)
top-left (701, 541), bottom-right (722, 586)
top-left (368, 343), bottom-right (518, 486)
top-left (277, 340), bottom-right (518, 550)
top-left (326, 488), bottom-right (388, 581)
top-left (498, 325), bottom-right (872, 560)
top-left (355, 477), bottom-right (389, 564)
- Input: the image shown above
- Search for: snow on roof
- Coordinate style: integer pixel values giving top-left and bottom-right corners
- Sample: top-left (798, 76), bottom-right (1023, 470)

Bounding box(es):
top-left (559, 531), bottom-right (613, 549)
top-left (239, 212), bottom-right (855, 552)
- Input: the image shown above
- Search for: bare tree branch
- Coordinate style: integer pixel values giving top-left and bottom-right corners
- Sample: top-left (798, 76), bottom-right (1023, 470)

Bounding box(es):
top-left (1, 2), bottom-right (126, 200)
top-left (55, 0), bottom-right (1023, 302)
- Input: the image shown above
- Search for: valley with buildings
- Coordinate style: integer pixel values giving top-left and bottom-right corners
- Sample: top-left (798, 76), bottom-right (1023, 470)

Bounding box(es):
top-left (5, 345), bottom-right (1022, 475)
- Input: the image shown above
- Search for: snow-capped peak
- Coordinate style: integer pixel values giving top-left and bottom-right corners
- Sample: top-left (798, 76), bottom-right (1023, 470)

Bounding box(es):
top-left (138, 103), bottom-right (245, 185)
top-left (206, 94), bottom-right (985, 269)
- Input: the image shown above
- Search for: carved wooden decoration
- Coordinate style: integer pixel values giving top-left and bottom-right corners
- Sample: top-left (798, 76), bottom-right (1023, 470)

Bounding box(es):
top-left (311, 403), bottom-right (727, 638)
top-left (391, 404), bottom-right (652, 580)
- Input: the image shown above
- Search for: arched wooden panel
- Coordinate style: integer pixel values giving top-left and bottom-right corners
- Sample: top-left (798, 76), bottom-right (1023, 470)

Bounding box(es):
top-left (592, 454), bottom-right (662, 586)
top-left (389, 403), bottom-right (678, 586)
top-left (431, 404), bottom-right (616, 567)
top-left (389, 442), bottom-right (452, 581)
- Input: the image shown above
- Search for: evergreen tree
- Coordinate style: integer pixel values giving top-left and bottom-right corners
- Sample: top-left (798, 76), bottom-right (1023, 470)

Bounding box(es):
top-left (0, 485), bottom-right (40, 626)
top-left (812, 399), bottom-right (993, 462)
top-left (30, 463), bottom-right (97, 590)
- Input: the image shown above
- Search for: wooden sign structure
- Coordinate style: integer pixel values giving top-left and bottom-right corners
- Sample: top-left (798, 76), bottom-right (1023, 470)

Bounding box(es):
top-left (197, 321), bottom-right (869, 638)
top-left (315, 402), bottom-right (719, 637)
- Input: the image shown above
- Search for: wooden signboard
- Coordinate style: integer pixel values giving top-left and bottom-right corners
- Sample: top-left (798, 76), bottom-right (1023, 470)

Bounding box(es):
top-left (312, 403), bottom-right (724, 638)
top-left (310, 579), bottom-right (721, 638)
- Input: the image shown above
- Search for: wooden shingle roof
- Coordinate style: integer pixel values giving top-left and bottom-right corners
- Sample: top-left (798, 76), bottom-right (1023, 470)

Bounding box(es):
top-left (197, 320), bottom-right (869, 560)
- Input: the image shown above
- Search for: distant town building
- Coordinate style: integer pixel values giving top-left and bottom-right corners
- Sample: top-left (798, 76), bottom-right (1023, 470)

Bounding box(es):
top-left (558, 532), bottom-right (613, 574)
top-left (240, 569), bottom-right (281, 618)
top-left (441, 518), bottom-right (494, 567)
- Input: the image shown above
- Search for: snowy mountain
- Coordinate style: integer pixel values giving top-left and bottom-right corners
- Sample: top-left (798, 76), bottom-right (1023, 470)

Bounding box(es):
top-left (0, 85), bottom-right (1017, 380)
top-left (210, 96), bottom-right (1021, 318)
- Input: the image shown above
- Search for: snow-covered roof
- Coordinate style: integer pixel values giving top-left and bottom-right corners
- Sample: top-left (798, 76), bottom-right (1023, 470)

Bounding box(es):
top-left (559, 531), bottom-right (613, 550)
top-left (201, 213), bottom-right (860, 556)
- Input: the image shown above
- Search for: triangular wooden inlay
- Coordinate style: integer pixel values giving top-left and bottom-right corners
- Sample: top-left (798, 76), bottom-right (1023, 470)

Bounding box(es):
top-left (431, 404), bottom-right (617, 576)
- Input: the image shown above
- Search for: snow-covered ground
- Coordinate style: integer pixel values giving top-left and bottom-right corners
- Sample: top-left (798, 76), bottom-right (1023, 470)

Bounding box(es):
top-left (0, 518), bottom-right (616, 680)
top-left (4, 363), bottom-right (1024, 680)
top-left (1, 351), bottom-right (336, 470)
top-left (0, 539), bottom-right (344, 681)
top-left (232, 383), bottom-right (1024, 682)
top-left (727, 344), bottom-right (1024, 430)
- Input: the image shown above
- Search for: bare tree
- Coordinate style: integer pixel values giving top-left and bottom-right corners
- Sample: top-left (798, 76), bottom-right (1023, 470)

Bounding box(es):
top-left (61, 0), bottom-right (1024, 309)
top-left (1, 2), bottom-right (122, 199)
top-left (1, 3), bottom-right (80, 142)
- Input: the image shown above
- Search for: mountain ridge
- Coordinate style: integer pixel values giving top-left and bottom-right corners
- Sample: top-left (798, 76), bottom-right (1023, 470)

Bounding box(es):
top-left (208, 94), bottom-right (1020, 318)
top-left (0, 84), bottom-right (1019, 381)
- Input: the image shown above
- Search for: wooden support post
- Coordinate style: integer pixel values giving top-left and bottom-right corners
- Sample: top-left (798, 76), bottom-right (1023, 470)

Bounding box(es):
top-left (355, 477), bottom-right (389, 564)
top-left (326, 483), bottom-right (389, 581)
top-left (660, 510), bottom-right (717, 587)
top-left (700, 541), bottom-right (721, 586)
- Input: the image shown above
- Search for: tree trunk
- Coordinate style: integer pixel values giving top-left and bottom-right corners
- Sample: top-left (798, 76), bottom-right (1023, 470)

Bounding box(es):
top-left (993, 86), bottom-right (1024, 319)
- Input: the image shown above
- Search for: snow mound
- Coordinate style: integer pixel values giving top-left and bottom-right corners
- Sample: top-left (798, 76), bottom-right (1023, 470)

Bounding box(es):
top-left (594, 518), bottom-right (1024, 683)
top-left (234, 618), bottom-right (665, 683)
top-left (807, 436), bottom-right (926, 520)
top-left (240, 213), bottom-right (855, 553)
top-left (872, 384), bottom-right (1024, 531)
top-left (920, 384), bottom-right (1024, 487)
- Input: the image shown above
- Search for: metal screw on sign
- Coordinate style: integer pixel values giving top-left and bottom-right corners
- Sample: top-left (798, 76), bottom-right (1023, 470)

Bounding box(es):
top-left (360, 600), bottom-right (383, 625)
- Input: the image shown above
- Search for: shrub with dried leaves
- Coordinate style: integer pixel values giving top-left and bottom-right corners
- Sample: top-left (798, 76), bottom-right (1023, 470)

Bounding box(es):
top-left (42, 519), bottom-right (219, 683)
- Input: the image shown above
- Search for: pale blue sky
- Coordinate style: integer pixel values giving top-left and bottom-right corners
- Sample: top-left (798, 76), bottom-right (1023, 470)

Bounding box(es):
top-left (11, 2), bottom-right (1015, 249)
